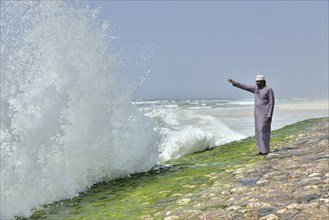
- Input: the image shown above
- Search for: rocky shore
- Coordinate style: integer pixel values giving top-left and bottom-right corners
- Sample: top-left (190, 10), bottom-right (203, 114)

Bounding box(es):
top-left (25, 118), bottom-right (328, 220)
top-left (150, 118), bottom-right (329, 220)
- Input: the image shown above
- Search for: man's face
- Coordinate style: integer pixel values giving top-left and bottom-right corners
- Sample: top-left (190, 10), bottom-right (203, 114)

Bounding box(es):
top-left (256, 80), bottom-right (264, 88)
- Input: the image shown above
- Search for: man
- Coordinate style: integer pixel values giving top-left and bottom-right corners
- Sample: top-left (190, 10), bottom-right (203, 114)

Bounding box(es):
top-left (228, 75), bottom-right (275, 155)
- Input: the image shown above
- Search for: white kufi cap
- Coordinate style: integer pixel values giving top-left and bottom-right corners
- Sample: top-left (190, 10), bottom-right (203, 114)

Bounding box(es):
top-left (256, 75), bottom-right (265, 80)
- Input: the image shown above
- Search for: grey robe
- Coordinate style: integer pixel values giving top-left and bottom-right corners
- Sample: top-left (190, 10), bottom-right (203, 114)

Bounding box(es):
top-left (232, 82), bottom-right (275, 153)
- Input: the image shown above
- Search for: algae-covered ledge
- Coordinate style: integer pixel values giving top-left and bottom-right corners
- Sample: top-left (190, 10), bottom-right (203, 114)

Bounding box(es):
top-left (151, 117), bottom-right (329, 220)
top-left (26, 118), bottom-right (328, 220)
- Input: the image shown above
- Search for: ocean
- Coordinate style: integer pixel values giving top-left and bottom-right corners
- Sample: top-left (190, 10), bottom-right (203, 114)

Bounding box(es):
top-left (0, 1), bottom-right (328, 219)
top-left (133, 99), bottom-right (328, 162)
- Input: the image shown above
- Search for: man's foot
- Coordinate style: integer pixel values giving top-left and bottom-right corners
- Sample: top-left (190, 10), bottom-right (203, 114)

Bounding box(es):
top-left (255, 152), bottom-right (269, 156)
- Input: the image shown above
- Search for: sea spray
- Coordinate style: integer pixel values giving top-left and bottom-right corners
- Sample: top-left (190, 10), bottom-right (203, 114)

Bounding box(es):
top-left (138, 101), bottom-right (246, 161)
top-left (0, 1), bottom-right (159, 218)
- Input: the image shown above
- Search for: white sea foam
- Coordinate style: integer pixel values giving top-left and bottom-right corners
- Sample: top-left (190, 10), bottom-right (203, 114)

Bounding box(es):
top-left (140, 104), bottom-right (246, 161)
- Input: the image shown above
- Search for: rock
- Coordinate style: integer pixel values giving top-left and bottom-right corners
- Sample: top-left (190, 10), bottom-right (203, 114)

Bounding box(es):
top-left (319, 198), bottom-right (329, 203)
top-left (304, 202), bottom-right (319, 208)
top-left (212, 181), bottom-right (222, 187)
top-left (303, 185), bottom-right (319, 190)
top-left (256, 179), bottom-right (269, 185)
top-left (196, 210), bottom-right (227, 220)
top-left (308, 172), bottom-right (321, 177)
top-left (147, 119), bottom-right (329, 220)
top-left (225, 169), bottom-right (234, 173)
top-left (172, 193), bottom-right (183, 197)
top-left (182, 184), bottom-right (196, 188)
top-left (297, 194), bottom-right (320, 203)
top-left (177, 198), bottom-right (191, 205)
top-left (226, 205), bottom-right (241, 211)
top-left (183, 209), bottom-right (199, 216)
top-left (240, 178), bottom-right (260, 186)
top-left (243, 210), bottom-right (259, 219)
top-left (286, 203), bottom-right (305, 210)
top-left (226, 197), bottom-right (235, 204)
top-left (247, 202), bottom-right (272, 208)
top-left (276, 208), bottom-right (287, 214)
top-left (193, 202), bottom-right (205, 208)
top-left (200, 193), bottom-right (215, 198)
top-left (259, 214), bottom-right (279, 220)
top-left (164, 216), bottom-right (179, 220)
top-left (158, 197), bottom-right (177, 203)
top-left (230, 186), bottom-right (247, 193)
top-left (141, 215), bottom-right (153, 220)
top-left (204, 172), bottom-right (218, 178)
top-left (257, 207), bottom-right (275, 216)
top-left (166, 211), bottom-right (172, 216)
top-left (234, 168), bottom-right (245, 174)
top-left (298, 177), bottom-right (322, 185)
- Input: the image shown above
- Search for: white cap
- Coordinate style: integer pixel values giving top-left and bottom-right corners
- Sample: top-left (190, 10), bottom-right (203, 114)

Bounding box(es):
top-left (256, 75), bottom-right (265, 81)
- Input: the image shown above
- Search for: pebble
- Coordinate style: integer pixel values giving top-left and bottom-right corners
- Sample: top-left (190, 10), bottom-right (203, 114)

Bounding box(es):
top-left (286, 203), bottom-right (305, 210)
top-left (193, 202), bottom-right (205, 208)
top-left (247, 202), bottom-right (272, 208)
top-left (259, 214), bottom-right (279, 220)
top-left (164, 216), bottom-right (179, 220)
top-left (200, 193), bottom-right (215, 198)
top-left (297, 194), bottom-right (320, 203)
top-left (256, 179), bottom-right (269, 185)
top-left (303, 185), bottom-right (319, 190)
top-left (177, 198), bottom-right (191, 205)
top-left (276, 208), bottom-right (287, 214)
top-left (166, 211), bottom-right (172, 216)
top-left (319, 198), bottom-right (329, 203)
top-left (172, 193), bottom-right (182, 197)
top-left (230, 186), bottom-right (247, 193)
top-left (182, 184), bottom-right (196, 188)
top-left (226, 206), bottom-right (241, 211)
top-left (308, 172), bottom-right (322, 177)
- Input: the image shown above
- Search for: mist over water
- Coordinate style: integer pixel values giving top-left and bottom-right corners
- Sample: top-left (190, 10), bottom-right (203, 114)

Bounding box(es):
top-left (1, 2), bottom-right (159, 218)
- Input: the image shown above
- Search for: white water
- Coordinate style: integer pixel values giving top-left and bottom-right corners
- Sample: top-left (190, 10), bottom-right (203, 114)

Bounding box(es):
top-left (1, 2), bottom-right (328, 219)
top-left (135, 100), bottom-right (246, 161)
top-left (134, 99), bottom-right (328, 162)
top-left (1, 2), bottom-right (159, 218)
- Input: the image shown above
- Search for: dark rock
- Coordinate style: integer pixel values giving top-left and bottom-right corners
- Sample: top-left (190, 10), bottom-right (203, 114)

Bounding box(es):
top-left (312, 156), bottom-right (329, 161)
top-left (297, 194), bottom-right (320, 203)
top-left (240, 178), bottom-right (260, 186)
top-left (257, 207), bottom-right (275, 216)
top-left (157, 197), bottom-right (177, 203)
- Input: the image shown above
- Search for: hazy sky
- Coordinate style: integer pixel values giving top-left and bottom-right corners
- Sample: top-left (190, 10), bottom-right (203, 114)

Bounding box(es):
top-left (89, 0), bottom-right (328, 100)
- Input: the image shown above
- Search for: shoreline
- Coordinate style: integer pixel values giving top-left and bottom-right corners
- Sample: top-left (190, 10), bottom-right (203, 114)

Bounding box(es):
top-left (146, 117), bottom-right (329, 219)
top-left (192, 118), bottom-right (329, 220)
top-left (24, 117), bottom-right (329, 220)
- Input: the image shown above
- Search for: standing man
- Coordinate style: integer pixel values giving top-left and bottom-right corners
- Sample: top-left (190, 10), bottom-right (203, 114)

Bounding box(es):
top-left (228, 75), bottom-right (275, 155)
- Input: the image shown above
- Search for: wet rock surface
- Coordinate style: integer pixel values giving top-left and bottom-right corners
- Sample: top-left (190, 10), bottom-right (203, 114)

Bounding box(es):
top-left (149, 119), bottom-right (329, 220)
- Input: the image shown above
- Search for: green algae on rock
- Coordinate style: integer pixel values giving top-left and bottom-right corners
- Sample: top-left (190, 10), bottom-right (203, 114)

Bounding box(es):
top-left (23, 118), bottom-right (328, 220)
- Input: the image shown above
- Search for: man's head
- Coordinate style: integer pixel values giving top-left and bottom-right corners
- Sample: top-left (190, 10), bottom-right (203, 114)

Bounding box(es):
top-left (256, 75), bottom-right (266, 88)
